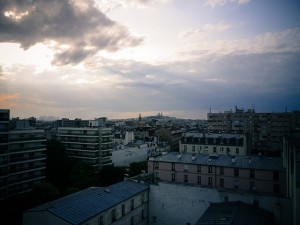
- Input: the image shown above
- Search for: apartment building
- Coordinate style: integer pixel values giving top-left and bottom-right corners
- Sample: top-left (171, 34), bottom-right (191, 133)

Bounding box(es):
top-left (57, 127), bottom-right (113, 172)
top-left (24, 180), bottom-right (149, 225)
top-left (0, 109), bottom-right (10, 199)
top-left (207, 107), bottom-right (291, 155)
top-left (148, 152), bottom-right (285, 196)
top-left (0, 109), bottom-right (46, 199)
top-left (7, 129), bottom-right (46, 196)
top-left (180, 132), bottom-right (247, 156)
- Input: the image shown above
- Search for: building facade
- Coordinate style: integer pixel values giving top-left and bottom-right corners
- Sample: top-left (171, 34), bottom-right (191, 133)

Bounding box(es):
top-left (0, 109), bottom-right (10, 199)
top-left (180, 132), bottom-right (247, 156)
top-left (57, 127), bottom-right (113, 172)
top-left (24, 180), bottom-right (149, 225)
top-left (0, 109), bottom-right (46, 199)
top-left (7, 129), bottom-right (46, 196)
top-left (207, 107), bottom-right (291, 155)
top-left (148, 152), bottom-right (285, 196)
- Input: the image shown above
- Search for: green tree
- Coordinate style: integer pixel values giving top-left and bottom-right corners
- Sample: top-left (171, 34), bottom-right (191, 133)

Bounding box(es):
top-left (98, 165), bottom-right (126, 186)
top-left (32, 182), bottom-right (60, 203)
top-left (129, 161), bottom-right (147, 177)
top-left (155, 127), bottom-right (172, 145)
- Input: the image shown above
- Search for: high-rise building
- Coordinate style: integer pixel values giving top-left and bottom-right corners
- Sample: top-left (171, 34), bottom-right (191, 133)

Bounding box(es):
top-left (0, 109), bottom-right (10, 199)
top-left (0, 109), bottom-right (46, 199)
top-left (207, 107), bottom-right (291, 156)
top-left (57, 127), bottom-right (113, 172)
top-left (7, 129), bottom-right (46, 196)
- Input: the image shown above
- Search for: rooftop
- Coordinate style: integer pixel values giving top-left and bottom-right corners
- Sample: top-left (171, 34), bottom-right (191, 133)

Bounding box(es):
top-left (183, 132), bottom-right (244, 139)
top-left (149, 152), bottom-right (284, 171)
top-left (195, 201), bottom-right (273, 225)
top-left (25, 180), bottom-right (149, 225)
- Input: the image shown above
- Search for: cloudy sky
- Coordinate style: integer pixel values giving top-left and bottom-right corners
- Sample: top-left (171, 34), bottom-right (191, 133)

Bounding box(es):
top-left (0, 0), bottom-right (300, 120)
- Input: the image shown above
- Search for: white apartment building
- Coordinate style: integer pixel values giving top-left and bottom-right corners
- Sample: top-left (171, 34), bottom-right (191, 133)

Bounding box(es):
top-left (180, 133), bottom-right (247, 156)
top-left (57, 127), bottom-right (113, 172)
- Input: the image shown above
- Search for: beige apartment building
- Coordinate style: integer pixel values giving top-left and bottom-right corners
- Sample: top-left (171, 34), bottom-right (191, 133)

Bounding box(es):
top-left (24, 180), bottom-right (149, 225)
top-left (180, 132), bottom-right (247, 156)
top-left (148, 152), bottom-right (285, 196)
top-left (57, 127), bottom-right (113, 172)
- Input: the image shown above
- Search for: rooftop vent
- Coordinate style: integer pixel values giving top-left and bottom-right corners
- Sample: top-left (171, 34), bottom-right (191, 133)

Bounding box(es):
top-left (231, 158), bottom-right (235, 164)
top-left (192, 156), bottom-right (196, 160)
top-left (104, 188), bottom-right (111, 193)
top-left (177, 154), bottom-right (182, 159)
top-left (248, 159), bottom-right (251, 164)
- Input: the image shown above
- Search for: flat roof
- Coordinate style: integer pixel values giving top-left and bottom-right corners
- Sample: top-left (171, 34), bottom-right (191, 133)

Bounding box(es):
top-left (149, 152), bottom-right (284, 171)
top-left (25, 181), bottom-right (149, 225)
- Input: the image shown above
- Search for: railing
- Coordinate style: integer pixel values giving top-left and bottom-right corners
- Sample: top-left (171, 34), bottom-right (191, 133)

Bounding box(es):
top-left (9, 156), bottom-right (46, 164)
top-left (9, 164), bottom-right (46, 174)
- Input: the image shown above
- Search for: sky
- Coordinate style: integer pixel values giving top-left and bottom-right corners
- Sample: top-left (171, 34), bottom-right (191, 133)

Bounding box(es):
top-left (0, 0), bottom-right (300, 120)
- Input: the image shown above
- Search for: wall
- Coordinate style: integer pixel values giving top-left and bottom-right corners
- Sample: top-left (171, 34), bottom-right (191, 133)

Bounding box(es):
top-left (149, 182), bottom-right (290, 225)
top-left (112, 144), bottom-right (156, 167)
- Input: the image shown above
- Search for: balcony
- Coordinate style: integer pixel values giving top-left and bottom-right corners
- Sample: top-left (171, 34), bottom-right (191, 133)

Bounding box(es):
top-left (9, 156), bottom-right (46, 164)
top-left (9, 164), bottom-right (46, 175)
top-left (9, 146), bottom-right (46, 153)
top-left (9, 137), bottom-right (46, 144)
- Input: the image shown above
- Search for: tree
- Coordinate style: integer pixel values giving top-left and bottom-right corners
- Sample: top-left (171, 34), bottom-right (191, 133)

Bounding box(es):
top-left (46, 139), bottom-right (72, 191)
top-left (31, 182), bottom-right (60, 203)
top-left (98, 165), bottom-right (126, 186)
top-left (129, 161), bottom-right (147, 177)
top-left (155, 127), bottom-right (172, 145)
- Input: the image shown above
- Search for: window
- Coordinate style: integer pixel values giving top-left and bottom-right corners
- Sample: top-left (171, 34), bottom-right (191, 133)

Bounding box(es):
top-left (213, 147), bottom-right (216, 153)
top-left (141, 193), bottom-right (145, 203)
top-left (250, 181), bottom-right (255, 190)
top-left (236, 148), bottom-right (239, 154)
top-left (234, 180), bottom-right (239, 188)
top-left (131, 199), bottom-right (134, 211)
top-left (154, 172), bottom-right (159, 178)
top-left (131, 216), bottom-right (134, 225)
top-left (171, 163), bottom-right (175, 171)
top-left (155, 162), bottom-right (159, 169)
top-left (226, 147), bottom-right (230, 153)
top-left (208, 177), bottom-right (212, 185)
top-left (220, 178), bottom-right (224, 187)
top-left (273, 171), bottom-right (279, 181)
top-left (197, 176), bottom-right (201, 184)
top-left (172, 173), bottom-right (175, 181)
top-left (184, 175), bottom-right (188, 182)
top-left (142, 209), bottom-right (145, 219)
top-left (192, 146), bottom-right (195, 152)
top-left (98, 216), bottom-right (103, 225)
top-left (220, 167), bottom-right (224, 175)
top-left (208, 166), bottom-right (212, 173)
top-left (273, 184), bottom-right (280, 194)
top-left (184, 145), bottom-right (187, 151)
top-left (111, 209), bottom-right (116, 222)
top-left (197, 165), bottom-right (201, 172)
top-left (234, 168), bottom-right (239, 177)
top-left (250, 169), bottom-right (255, 178)
top-left (184, 164), bottom-right (188, 172)
top-left (122, 204), bottom-right (125, 216)
top-left (221, 147), bottom-right (224, 152)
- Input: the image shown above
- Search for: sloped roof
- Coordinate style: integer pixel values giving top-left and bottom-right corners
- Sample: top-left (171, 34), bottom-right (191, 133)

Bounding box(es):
top-left (25, 181), bottom-right (149, 225)
top-left (150, 152), bottom-right (284, 171)
top-left (195, 201), bottom-right (273, 225)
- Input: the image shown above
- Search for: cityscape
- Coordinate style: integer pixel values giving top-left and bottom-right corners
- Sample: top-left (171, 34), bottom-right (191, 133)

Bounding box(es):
top-left (0, 108), bottom-right (299, 225)
top-left (1, 0), bottom-right (300, 225)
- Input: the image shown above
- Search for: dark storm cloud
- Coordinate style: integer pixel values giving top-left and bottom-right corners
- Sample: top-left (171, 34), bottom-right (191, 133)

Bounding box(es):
top-left (0, 0), bottom-right (143, 65)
